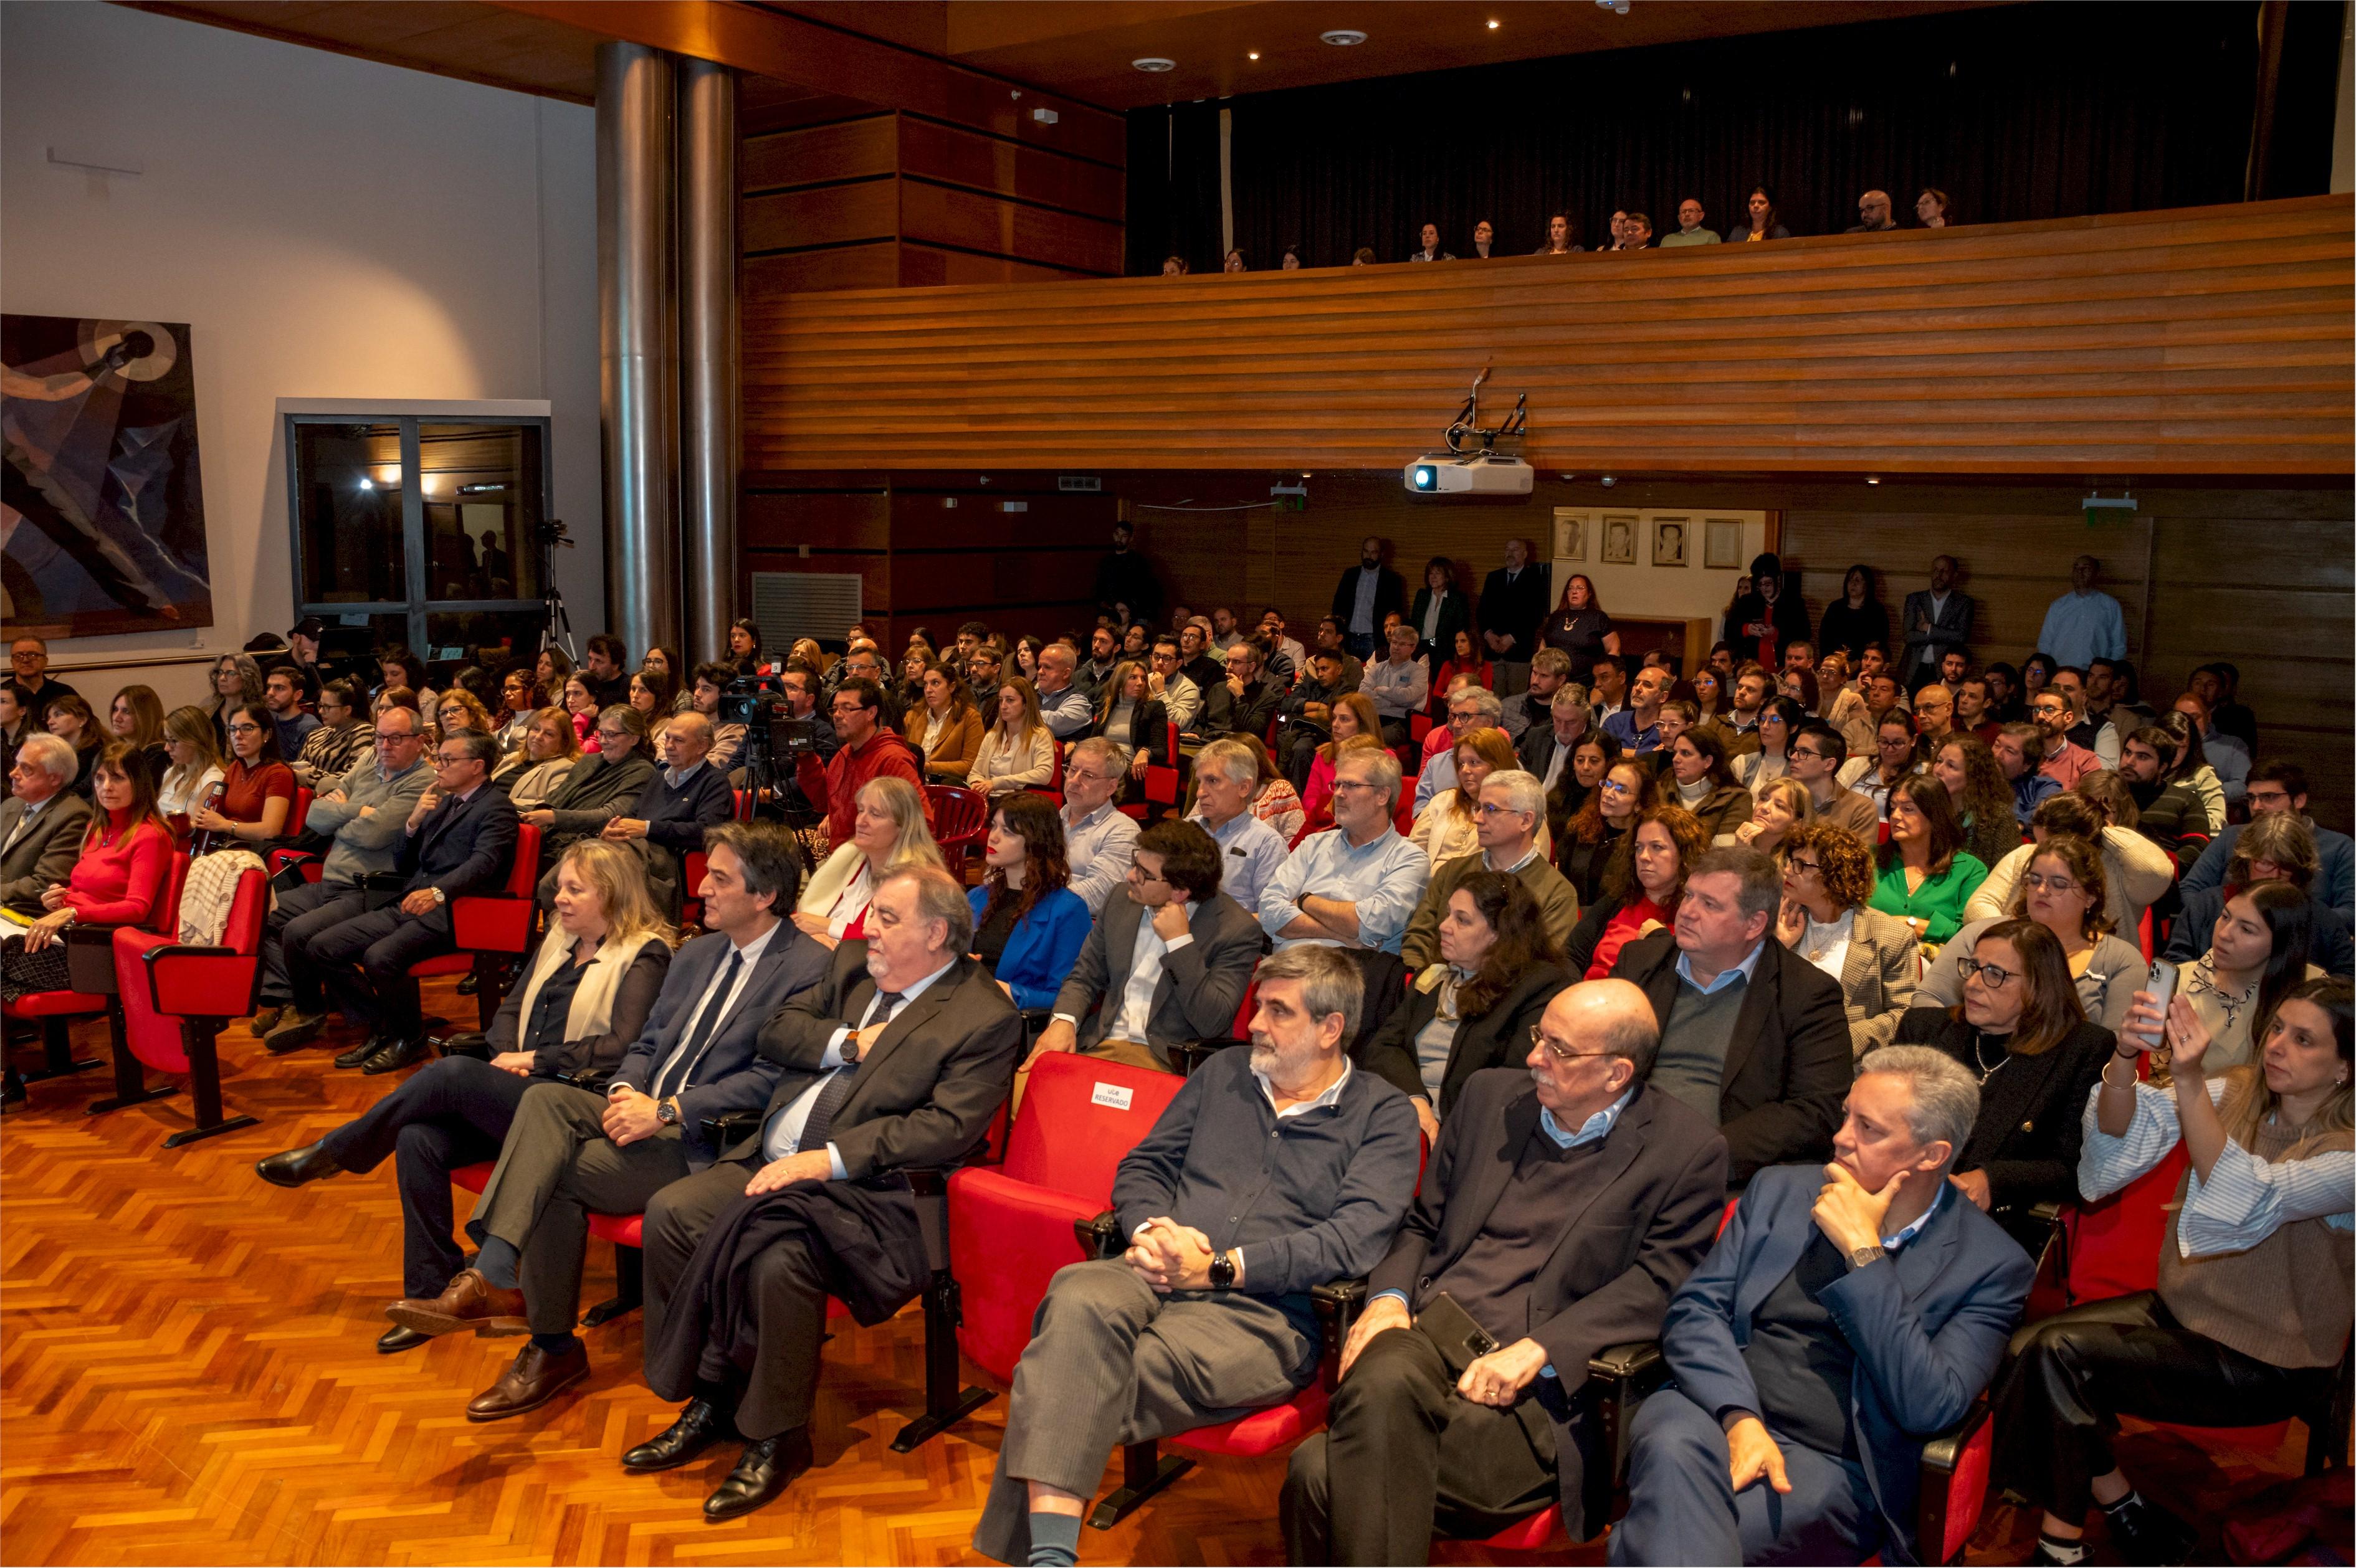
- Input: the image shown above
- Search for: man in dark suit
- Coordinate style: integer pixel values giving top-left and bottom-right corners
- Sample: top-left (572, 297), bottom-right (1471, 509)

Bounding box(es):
top-left (1607, 847), bottom-right (1852, 1185)
top-left (1897, 554), bottom-right (1974, 695)
top-left (1196, 639), bottom-right (1284, 741)
top-left (303, 732), bottom-right (518, 1074)
top-left (1479, 538), bottom-right (1550, 696)
top-left (627, 865), bottom-right (1022, 1520)
top-left (384, 824), bottom-right (828, 1399)
top-left (1023, 818), bottom-right (1262, 1080)
top-left (1, 735), bottom-right (93, 918)
top-left (1608, 1046), bottom-right (2035, 1567)
top-left (1284, 981), bottom-right (1729, 1562)
top-left (1331, 536), bottom-right (1408, 661)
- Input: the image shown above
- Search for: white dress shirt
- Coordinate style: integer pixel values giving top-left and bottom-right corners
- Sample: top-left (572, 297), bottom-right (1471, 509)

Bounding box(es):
top-left (631, 921), bottom-right (782, 1100)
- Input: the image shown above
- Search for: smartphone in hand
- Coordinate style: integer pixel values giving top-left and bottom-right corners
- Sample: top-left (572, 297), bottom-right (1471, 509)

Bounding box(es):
top-left (2136, 959), bottom-right (2180, 1049)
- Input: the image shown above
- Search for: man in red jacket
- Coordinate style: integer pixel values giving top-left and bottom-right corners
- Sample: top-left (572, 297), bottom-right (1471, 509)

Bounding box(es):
top-left (798, 677), bottom-right (922, 847)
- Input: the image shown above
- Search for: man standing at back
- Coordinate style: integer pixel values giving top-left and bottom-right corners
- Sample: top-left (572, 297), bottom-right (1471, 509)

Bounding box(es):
top-left (1332, 538), bottom-right (1406, 662)
top-left (1897, 555), bottom-right (1972, 695)
top-left (1480, 539), bottom-right (1548, 697)
top-left (2036, 555), bottom-right (2127, 674)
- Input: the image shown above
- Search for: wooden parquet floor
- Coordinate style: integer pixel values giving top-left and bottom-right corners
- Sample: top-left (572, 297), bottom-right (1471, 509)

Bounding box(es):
top-left (0, 981), bottom-right (2325, 1566)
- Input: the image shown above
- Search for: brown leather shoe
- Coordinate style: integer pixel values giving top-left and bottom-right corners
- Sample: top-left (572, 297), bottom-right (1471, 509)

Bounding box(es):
top-left (384, 1268), bottom-right (529, 1338)
top-left (465, 1339), bottom-right (588, 1422)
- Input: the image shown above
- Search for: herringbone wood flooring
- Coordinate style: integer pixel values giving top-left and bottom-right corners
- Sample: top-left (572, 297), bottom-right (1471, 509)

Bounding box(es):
top-left (1, 982), bottom-right (2324, 1566)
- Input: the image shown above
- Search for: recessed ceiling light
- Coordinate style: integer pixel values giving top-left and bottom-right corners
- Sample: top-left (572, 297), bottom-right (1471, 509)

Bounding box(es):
top-left (1320, 29), bottom-right (1366, 46)
top-left (1865, 476), bottom-right (1882, 485)
top-left (1247, 49), bottom-right (1260, 59)
top-left (1132, 57), bottom-right (1176, 72)
top-left (1486, 18), bottom-right (1500, 27)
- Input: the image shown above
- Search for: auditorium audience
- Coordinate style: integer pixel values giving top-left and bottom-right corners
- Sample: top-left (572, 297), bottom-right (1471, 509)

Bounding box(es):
top-left (2183, 761), bottom-right (2355, 922)
top-left (255, 839), bottom-right (673, 1350)
top-left (1186, 739), bottom-right (1290, 913)
top-left (1361, 624), bottom-right (1428, 744)
top-left (1234, 733), bottom-right (1307, 843)
top-left (1261, 747), bottom-right (1429, 957)
top-left (1304, 694), bottom-right (1382, 829)
top-left (1477, 538), bottom-right (1548, 693)
top-left (1143, 637), bottom-right (1202, 736)
top-left (1557, 749), bottom-right (1643, 906)
top-left (1775, 821), bottom-right (1920, 1057)
top-left (44, 694), bottom-right (103, 796)
top-left (973, 942), bottom-right (1418, 1567)
top-left (1969, 787), bottom-right (2176, 936)
top-left (1662, 726), bottom-right (1753, 845)
top-left (1408, 726), bottom-right (1523, 868)
top-left (260, 664), bottom-right (318, 763)
top-left (1611, 1045), bottom-right (2033, 1566)
top-left (105, 685), bottom-right (169, 791)
top-left (1564, 800), bottom-right (1705, 981)
top-left (1292, 979), bottom-right (1727, 1563)
top-left (2, 743), bottom-right (173, 999)
top-left (905, 662), bottom-right (984, 781)
top-left (1533, 211), bottom-right (1582, 254)
top-left (0, 736), bottom-right (92, 921)
top-left (1923, 834), bottom-right (2145, 1035)
top-left (795, 776), bottom-right (943, 948)
top-left (1995, 977), bottom-right (2352, 1567)
top-left (967, 792), bottom-right (1090, 1010)
top-left (1025, 817), bottom-right (1261, 1080)
top-left (1869, 776), bottom-right (1988, 944)
top-left (1602, 665), bottom-right (1669, 755)
top-left (1401, 768), bottom-right (1578, 971)
top-left (2164, 812), bottom-right (2352, 980)
top-left (188, 702), bottom-right (294, 847)
top-left (1408, 222), bottom-right (1452, 262)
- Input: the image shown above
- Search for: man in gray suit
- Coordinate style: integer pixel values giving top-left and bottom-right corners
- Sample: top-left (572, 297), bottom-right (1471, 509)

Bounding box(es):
top-left (1, 736), bottom-right (92, 918)
top-left (1022, 818), bottom-right (1263, 1080)
top-left (1897, 554), bottom-right (1974, 695)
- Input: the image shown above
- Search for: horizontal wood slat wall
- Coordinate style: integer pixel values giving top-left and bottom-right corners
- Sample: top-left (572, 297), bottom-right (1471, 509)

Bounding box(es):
top-left (741, 196), bottom-right (2354, 472)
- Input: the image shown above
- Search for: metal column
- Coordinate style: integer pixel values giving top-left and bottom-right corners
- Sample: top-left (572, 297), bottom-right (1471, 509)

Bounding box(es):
top-left (677, 57), bottom-right (740, 668)
top-left (596, 40), bottom-right (680, 660)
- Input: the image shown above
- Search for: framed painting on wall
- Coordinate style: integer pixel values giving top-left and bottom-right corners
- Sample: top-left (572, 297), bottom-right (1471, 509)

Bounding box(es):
top-left (1600, 513), bottom-right (1638, 564)
top-left (1651, 516), bottom-right (1690, 568)
top-left (1553, 508), bottom-right (1585, 562)
top-left (1704, 517), bottom-right (1745, 570)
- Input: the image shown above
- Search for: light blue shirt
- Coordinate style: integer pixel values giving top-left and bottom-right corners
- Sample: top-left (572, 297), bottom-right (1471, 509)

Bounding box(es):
top-left (1414, 749), bottom-right (1455, 812)
top-left (1037, 682), bottom-right (1094, 740)
top-left (1062, 801), bottom-right (1139, 915)
top-left (2035, 589), bottom-right (2127, 670)
top-left (1540, 1084), bottom-right (1636, 1148)
top-left (1674, 936), bottom-right (1768, 996)
top-left (761, 957), bottom-right (956, 1174)
top-left (1190, 808), bottom-right (1289, 916)
top-left (1882, 1179), bottom-right (1947, 1250)
top-left (1260, 824), bottom-right (1431, 955)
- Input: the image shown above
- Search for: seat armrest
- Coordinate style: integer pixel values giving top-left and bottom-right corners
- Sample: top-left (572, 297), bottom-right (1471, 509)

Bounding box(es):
top-left (64, 921), bottom-right (126, 994)
top-left (1588, 1340), bottom-right (1665, 1382)
top-left (700, 1108), bottom-right (764, 1147)
top-left (1170, 1037), bottom-right (1244, 1077)
top-left (565, 1068), bottom-right (614, 1094)
top-left (1076, 1208), bottom-right (1124, 1259)
top-left (143, 944), bottom-right (257, 1017)
top-left (1310, 1276), bottom-right (1369, 1387)
top-left (1919, 1396), bottom-right (1988, 1475)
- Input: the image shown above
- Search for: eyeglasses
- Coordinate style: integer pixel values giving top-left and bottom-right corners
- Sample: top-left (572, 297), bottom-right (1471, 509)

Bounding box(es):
top-left (1330, 778), bottom-right (1383, 794)
top-left (596, 728), bottom-right (630, 742)
top-left (1527, 1027), bottom-right (1619, 1063)
top-left (1473, 801), bottom-right (1526, 817)
top-left (1790, 747), bottom-right (1827, 762)
top-left (1785, 857), bottom-right (1822, 875)
top-left (1598, 779), bottom-right (1634, 797)
top-left (2021, 873), bottom-right (2081, 895)
top-left (1954, 957), bottom-right (2019, 989)
top-left (435, 751), bottom-right (472, 765)
top-left (226, 723), bottom-right (262, 736)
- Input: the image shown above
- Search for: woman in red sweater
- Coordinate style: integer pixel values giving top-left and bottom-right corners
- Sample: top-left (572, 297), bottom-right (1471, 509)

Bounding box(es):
top-left (186, 701), bottom-right (293, 848)
top-left (2, 743), bottom-right (174, 997)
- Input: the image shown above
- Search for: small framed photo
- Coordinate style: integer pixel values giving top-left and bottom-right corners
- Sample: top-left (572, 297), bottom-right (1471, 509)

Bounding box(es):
top-left (1704, 517), bottom-right (1744, 571)
top-left (1651, 516), bottom-right (1689, 569)
top-left (1552, 509), bottom-right (1586, 562)
top-left (1600, 514), bottom-right (1638, 564)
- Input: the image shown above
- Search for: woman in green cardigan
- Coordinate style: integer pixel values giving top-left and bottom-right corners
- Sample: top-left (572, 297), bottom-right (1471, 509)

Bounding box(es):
top-left (1869, 774), bottom-right (1989, 945)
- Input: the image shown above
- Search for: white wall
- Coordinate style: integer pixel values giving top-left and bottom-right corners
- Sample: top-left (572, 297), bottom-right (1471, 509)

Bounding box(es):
top-left (1, 2), bottom-right (601, 711)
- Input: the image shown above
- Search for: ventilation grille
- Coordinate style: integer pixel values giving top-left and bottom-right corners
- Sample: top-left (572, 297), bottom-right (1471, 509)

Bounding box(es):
top-left (750, 571), bottom-right (863, 649)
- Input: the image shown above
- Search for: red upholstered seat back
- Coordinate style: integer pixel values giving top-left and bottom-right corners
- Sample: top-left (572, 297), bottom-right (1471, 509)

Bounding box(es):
top-left (1001, 1052), bottom-right (1186, 1199)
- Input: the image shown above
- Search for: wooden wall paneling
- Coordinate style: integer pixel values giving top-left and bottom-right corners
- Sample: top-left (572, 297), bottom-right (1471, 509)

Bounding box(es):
top-left (742, 180), bottom-right (897, 252)
top-left (897, 244), bottom-right (1100, 286)
top-left (741, 488), bottom-right (891, 551)
top-left (742, 115), bottom-right (897, 192)
top-left (744, 244), bottom-right (902, 296)
top-left (897, 181), bottom-right (1123, 275)
top-left (739, 196), bottom-right (2355, 475)
top-left (896, 116), bottom-right (1125, 221)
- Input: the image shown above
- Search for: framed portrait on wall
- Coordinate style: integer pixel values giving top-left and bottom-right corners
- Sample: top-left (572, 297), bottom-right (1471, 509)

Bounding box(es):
top-left (1704, 517), bottom-right (1745, 570)
top-left (1553, 509), bottom-right (1585, 562)
top-left (1600, 513), bottom-right (1637, 564)
top-left (1651, 516), bottom-right (1689, 568)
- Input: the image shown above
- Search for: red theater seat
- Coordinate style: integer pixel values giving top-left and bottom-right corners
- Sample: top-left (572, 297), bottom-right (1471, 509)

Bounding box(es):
top-left (6, 852), bottom-right (189, 1085)
top-left (94, 862), bottom-right (269, 1144)
top-left (404, 824), bottom-right (540, 1032)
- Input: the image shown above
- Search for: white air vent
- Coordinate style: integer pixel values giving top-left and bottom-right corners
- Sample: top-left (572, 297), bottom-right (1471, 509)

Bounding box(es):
top-left (750, 571), bottom-right (862, 650)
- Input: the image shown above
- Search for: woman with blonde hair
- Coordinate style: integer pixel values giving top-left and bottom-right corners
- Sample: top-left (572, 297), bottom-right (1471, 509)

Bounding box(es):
top-left (1303, 691), bottom-right (1384, 830)
top-left (434, 689), bottom-right (495, 741)
top-left (1409, 726), bottom-right (1549, 867)
top-left (204, 652), bottom-right (266, 750)
top-left (1734, 775), bottom-right (1815, 861)
top-left (906, 661), bottom-right (985, 782)
top-left (251, 836), bottom-right (675, 1352)
top-left (496, 706), bottom-right (584, 811)
top-left (794, 774), bottom-right (945, 946)
top-left (968, 675), bottom-right (1054, 796)
top-left (156, 705), bottom-right (229, 840)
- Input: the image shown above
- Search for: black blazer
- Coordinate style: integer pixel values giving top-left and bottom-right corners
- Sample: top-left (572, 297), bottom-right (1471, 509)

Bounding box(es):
top-left (1408, 586), bottom-right (1471, 667)
top-left (1102, 697), bottom-right (1171, 767)
top-left (395, 784), bottom-right (520, 935)
top-left (1360, 961), bottom-right (1573, 1113)
top-left (1557, 826), bottom-right (1625, 910)
top-left (1893, 1007), bottom-right (2112, 1236)
top-left (740, 944), bottom-right (1023, 1181)
top-left (1610, 929), bottom-right (1854, 1184)
top-left (1330, 564), bottom-right (1408, 629)
top-left (1478, 564), bottom-right (1550, 660)
top-left (1199, 676), bottom-right (1282, 741)
top-left (1367, 1074), bottom-right (1729, 1539)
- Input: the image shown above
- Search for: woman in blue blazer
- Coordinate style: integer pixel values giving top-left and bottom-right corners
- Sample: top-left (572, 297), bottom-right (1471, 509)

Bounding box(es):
top-left (966, 792), bottom-right (1092, 1011)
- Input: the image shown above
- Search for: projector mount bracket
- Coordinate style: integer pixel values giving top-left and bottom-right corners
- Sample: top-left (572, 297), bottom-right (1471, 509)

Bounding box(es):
top-left (1444, 364), bottom-right (1529, 457)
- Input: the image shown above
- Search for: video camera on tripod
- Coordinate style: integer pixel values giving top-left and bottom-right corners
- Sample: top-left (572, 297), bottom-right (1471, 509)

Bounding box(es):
top-left (722, 674), bottom-right (822, 849)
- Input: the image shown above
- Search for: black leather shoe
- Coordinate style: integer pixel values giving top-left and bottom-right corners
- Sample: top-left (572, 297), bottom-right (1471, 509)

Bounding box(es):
top-left (255, 1141), bottom-right (343, 1189)
top-left (703, 1429), bottom-right (811, 1521)
top-left (2107, 1494), bottom-right (2198, 1566)
top-left (362, 1035), bottom-right (434, 1075)
top-left (622, 1398), bottom-right (737, 1473)
top-left (377, 1324), bottom-right (431, 1354)
top-left (455, 971), bottom-right (479, 995)
top-left (335, 1033), bottom-right (392, 1070)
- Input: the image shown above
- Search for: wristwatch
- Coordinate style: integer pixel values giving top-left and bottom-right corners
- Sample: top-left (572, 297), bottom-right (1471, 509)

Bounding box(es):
top-left (656, 1096), bottom-right (681, 1126)
top-left (429, 886), bottom-right (447, 906)
top-left (1846, 1244), bottom-right (1887, 1270)
top-left (1208, 1250), bottom-right (1238, 1290)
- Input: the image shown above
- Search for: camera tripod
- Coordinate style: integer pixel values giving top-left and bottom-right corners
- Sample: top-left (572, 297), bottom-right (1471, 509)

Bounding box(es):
top-left (535, 518), bottom-right (578, 663)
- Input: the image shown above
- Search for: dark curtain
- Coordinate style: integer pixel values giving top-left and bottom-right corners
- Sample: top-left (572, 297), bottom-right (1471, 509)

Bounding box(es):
top-left (1134, 1), bottom-right (2282, 273)
top-left (1125, 101), bottom-right (1224, 275)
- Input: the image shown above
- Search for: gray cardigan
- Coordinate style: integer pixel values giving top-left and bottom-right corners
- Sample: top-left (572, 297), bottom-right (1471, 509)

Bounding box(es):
top-left (1920, 915), bottom-right (2144, 1034)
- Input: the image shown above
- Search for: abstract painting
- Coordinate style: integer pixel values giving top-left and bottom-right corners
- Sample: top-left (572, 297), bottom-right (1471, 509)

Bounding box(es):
top-left (2, 314), bottom-right (213, 638)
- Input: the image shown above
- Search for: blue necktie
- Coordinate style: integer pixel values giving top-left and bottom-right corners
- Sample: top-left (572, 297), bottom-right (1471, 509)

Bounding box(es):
top-left (655, 951), bottom-right (740, 1101)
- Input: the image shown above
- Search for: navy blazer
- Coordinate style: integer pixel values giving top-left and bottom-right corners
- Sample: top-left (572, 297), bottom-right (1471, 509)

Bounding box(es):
top-left (966, 883), bottom-right (1092, 1011)
top-left (609, 923), bottom-right (832, 1168)
top-left (1659, 1164), bottom-right (2035, 1566)
top-left (396, 783), bottom-right (519, 936)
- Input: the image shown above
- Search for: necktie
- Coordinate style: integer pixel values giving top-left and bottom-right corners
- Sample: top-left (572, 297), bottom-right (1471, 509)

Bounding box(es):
top-left (798, 989), bottom-right (901, 1152)
top-left (655, 951), bottom-right (741, 1101)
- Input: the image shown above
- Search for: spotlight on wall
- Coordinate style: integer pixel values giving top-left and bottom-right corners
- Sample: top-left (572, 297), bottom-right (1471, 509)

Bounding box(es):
top-left (1600, 475), bottom-right (1617, 487)
top-left (1247, 49), bottom-right (1261, 59)
top-left (358, 477), bottom-right (373, 491)
top-left (1486, 18), bottom-right (1500, 27)
top-left (1865, 476), bottom-right (1881, 485)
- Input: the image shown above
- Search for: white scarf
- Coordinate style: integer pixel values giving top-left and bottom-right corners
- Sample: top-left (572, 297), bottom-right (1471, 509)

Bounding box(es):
top-left (512, 926), bottom-right (664, 1047)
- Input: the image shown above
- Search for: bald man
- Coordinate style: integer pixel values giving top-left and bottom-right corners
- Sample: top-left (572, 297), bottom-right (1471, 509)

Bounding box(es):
top-left (541, 710), bottom-right (735, 913)
top-left (1282, 981), bottom-right (1730, 1563)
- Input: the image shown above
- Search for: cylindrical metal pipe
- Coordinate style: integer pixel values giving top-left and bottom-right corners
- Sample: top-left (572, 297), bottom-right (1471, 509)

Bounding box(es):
top-left (677, 57), bottom-right (740, 670)
top-left (597, 40), bottom-right (680, 660)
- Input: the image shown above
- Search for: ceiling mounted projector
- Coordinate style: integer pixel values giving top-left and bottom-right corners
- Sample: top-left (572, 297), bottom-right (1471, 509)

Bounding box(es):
top-left (1405, 454), bottom-right (1534, 496)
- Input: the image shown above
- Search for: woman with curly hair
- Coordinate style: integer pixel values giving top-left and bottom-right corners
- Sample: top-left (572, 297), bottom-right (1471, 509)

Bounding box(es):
top-left (968, 792), bottom-right (1090, 1010)
top-left (1921, 832), bottom-right (2148, 1033)
top-left (1776, 820), bottom-right (1920, 1057)
top-left (1930, 731), bottom-right (2021, 876)
top-left (1563, 799), bottom-right (1707, 980)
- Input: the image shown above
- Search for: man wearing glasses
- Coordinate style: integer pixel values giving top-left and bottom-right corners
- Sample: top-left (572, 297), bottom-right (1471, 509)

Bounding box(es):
top-left (6, 636), bottom-right (76, 715)
top-left (300, 731), bottom-right (519, 1074)
top-left (1787, 723), bottom-right (1879, 843)
top-left (1282, 980), bottom-right (1729, 1563)
top-left (1056, 737), bottom-right (1138, 915)
top-left (796, 676), bottom-right (922, 852)
top-left (259, 706), bottom-right (434, 1050)
top-left (1261, 748), bottom-right (1431, 958)
top-left (1401, 771), bottom-right (1580, 971)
